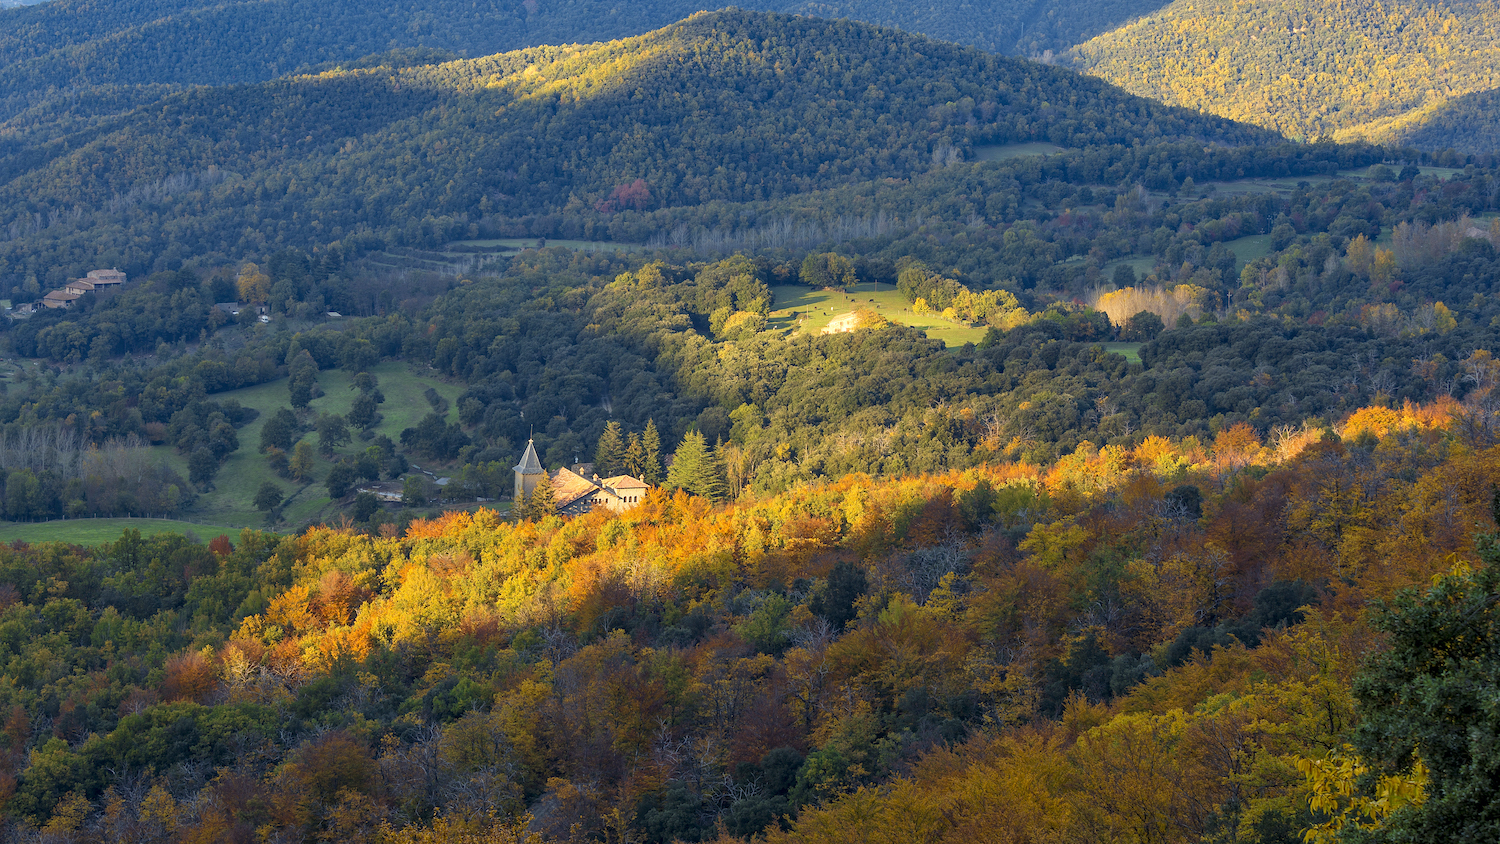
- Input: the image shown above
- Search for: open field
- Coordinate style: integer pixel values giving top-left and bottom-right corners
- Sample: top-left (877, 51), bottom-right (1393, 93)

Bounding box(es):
top-left (1208, 165), bottom-right (1465, 199)
top-left (1102, 342), bottom-right (1143, 363)
top-left (973, 142), bottom-right (1069, 161)
top-left (446, 238), bottom-right (641, 253)
top-left (0, 518), bottom-right (247, 545)
top-left (1222, 233), bottom-right (1273, 267)
top-left (1097, 255), bottom-right (1157, 279)
top-left (770, 284), bottom-right (991, 347)
top-left (155, 361), bottom-right (467, 529)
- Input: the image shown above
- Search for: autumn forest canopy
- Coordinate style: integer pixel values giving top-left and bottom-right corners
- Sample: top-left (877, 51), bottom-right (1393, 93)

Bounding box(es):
top-left (0, 3), bottom-right (1496, 843)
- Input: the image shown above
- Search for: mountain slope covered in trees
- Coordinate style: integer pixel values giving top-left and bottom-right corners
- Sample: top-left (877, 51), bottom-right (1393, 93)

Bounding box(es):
top-left (0, 0), bottom-right (1172, 132)
top-left (1069, 0), bottom-right (1500, 149)
top-left (0, 10), bottom-right (1272, 281)
top-left (10, 0), bottom-right (1500, 154)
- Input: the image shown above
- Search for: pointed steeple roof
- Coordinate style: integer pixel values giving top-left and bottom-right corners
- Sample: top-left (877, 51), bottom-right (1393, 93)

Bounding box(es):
top-left (513, 439), bottom-right (544, 475)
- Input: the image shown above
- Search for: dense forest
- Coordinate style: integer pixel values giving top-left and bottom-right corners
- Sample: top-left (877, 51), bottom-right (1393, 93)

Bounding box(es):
top-left (9, 0), bottom-right (1500, 158)
top-left (0, 0), bottom-right (1172, 134)
top-left (1069, 0), bottom-right (1500, 148)
top-left (0, 3), bottom-right (1496, 842)
top-left (0, 10), bottom-right (1272, 292)
top-left (0, 401), bottom-right (1492, 841)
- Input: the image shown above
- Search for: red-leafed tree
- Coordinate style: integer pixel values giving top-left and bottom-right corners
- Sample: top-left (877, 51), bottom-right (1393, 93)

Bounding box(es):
top-left (595, 178), bottom-right (651, 213)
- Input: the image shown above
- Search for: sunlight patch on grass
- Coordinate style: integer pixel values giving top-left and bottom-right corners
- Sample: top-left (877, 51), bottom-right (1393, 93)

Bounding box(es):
top-left (770, 283), bottom-right (990, 347)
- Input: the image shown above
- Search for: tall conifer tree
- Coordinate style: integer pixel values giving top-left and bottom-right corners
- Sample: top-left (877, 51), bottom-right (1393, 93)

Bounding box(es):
top-left (624, 432), bottom-right (645, 479)
top-left (642, 419), bottom-right (664, 485)
top-left (530, 474), bottom-right (557, 518)
top-left (595, 421), bottom-right (625, 476)
top-left (667, 430), bottom-right (724, 501)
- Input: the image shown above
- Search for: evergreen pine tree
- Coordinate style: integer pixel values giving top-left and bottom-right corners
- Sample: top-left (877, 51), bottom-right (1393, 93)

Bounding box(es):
top-left (624, 432), bottom-right (646, 479)
top-left (530, 474), bottom-right (557, 518)
top-left (667, 430), bottom-right (724, 501)
top-left (711, 438), bottom-right (733, 501)
top-left (595, 421), bottom-right (625, 476)
top-left (642, 419), bottom-right (664, 485)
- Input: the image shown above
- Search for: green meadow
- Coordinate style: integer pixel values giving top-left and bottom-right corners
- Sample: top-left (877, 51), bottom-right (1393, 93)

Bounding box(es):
top-left (0, 518), bottom-right (246, 545)
top-left (972, 142), bottom-right (1070, 161)
top-left (1102, 342), bottom-right (1143, 363)
top-left (770, 284), bottom-right (991, 347)
top-left (151, 361), bottom-right (465, 530)
top-left (446, 238), bottom-right (641, 253)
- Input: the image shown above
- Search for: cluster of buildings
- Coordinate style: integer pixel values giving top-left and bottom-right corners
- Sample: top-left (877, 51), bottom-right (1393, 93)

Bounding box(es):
top-left (13, 269), bottom-right (127, 315)
top-left (352, 440), bottom-right (651, 516)
top-left (514, 439), bottom-right (649, 516)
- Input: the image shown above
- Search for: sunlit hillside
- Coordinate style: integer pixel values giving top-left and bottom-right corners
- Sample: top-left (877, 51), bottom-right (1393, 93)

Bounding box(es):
top-left (1069, 0), bottom-right (1500, 148)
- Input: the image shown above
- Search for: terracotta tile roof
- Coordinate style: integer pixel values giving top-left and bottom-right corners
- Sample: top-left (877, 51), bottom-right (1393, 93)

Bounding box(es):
top-left (601, 475), bottom-right (648, 489)
top-left (550, 467), bottom-right (602, 510)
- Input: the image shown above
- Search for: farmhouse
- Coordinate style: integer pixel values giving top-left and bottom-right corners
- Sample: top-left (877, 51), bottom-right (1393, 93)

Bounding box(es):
top-left (41, 290), bottom-right (81, 309)
top-left (84, 269), bottom-right (126, 288)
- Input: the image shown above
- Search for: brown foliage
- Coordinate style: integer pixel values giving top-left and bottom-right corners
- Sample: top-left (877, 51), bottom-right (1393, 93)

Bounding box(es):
top-left (161, 649), bottom-right (218, 703)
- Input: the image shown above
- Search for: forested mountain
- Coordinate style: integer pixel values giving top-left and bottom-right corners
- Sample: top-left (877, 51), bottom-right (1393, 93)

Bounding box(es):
top-left (11, 0), bottom-right (1500, 155)
top-left (4, 1), bottom-right (1500, 840)
top-left (0, 0), bottom-right (1169, 133)
top-left (0, 10), bottom-right (1272, 286)
top-left (1069, 0), bottom-right (1500, 149)
top-left (1356, 85), bottom-right (1500, 153)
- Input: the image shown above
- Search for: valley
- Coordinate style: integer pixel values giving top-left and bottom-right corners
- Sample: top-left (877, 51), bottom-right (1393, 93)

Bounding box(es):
top-left (0, 3), bottom-right (1492, 843)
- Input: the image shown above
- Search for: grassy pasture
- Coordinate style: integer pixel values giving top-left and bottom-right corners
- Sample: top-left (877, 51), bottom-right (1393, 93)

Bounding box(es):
top-left (1223, 233), bottom-right (1273, 266)
top-left (0, 518), bottom-right (246, 545)
top-left (446, 238), bottom-right (640, 253)
top-left (770, 284), bottom-right (991, 347)
top-left (1098, 255), bottom-right (1157, 280)
top-left (155, 362), bottom-right (465, 529)
top-left (1102, 342), bottom-right (1143, 363)
top-left (973, 142), bottom-right (1069, 161)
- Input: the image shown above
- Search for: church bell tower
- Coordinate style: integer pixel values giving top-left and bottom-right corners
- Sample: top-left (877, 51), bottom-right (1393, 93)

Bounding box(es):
top-left (514, 439), bottom-right (545, 501)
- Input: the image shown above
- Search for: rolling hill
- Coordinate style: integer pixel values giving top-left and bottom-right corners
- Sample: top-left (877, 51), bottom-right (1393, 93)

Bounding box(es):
top-left (0, 0), bottom-right (1182, 135)
top-left (0, 10), bottom-right (1272, 276)
top-left (1068, 0), bottom-right (1500, 150)
top-left (8, 0), bottom-right (1500, 154)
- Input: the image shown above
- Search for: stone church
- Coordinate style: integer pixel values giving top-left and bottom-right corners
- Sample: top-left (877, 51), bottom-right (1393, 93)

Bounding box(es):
top-left (513, 439), bottom-right (650, 516)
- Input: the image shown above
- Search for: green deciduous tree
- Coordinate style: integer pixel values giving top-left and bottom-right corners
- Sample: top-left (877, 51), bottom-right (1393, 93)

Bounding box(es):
top-left (316, 413), bottom-right (350, 456)
top-left (1344, 535), bottom-right (1500, 841)
top-left (188, 448), bottom-right (219, 489)
top-left (253, 482), bottom-right (284, 513)
top-left (326, 462), bottom-right (357, 499)
top-left (260, 408), bottom-right (300, 452)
